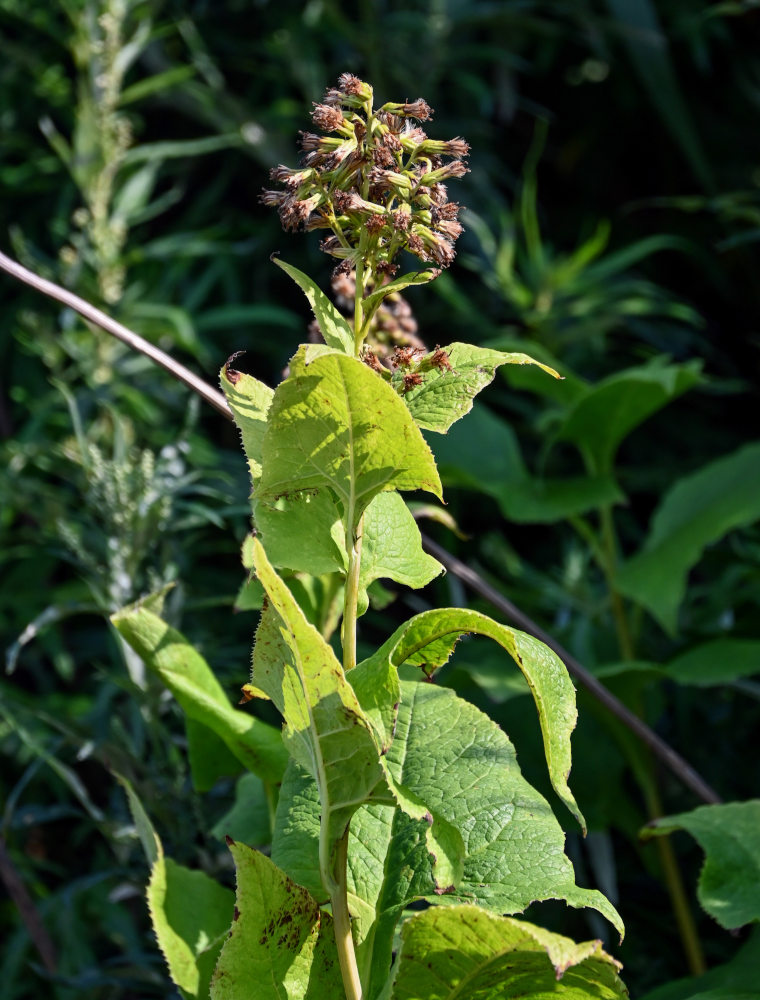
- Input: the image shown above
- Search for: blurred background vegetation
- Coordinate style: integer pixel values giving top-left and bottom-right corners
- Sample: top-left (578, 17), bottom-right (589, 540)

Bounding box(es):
top-left (1, 1), bottom-right (759, 997)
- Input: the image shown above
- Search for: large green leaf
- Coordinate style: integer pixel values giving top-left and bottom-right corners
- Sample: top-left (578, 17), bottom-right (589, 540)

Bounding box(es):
top-left (273, 681), bottom-right (623, 1000)
top-left (358, 491), bottom-right (443, 615)
top-left (257, 349), bottom-right (441, 534)
top-left (642, 801), bottom-right (760, 930)
top-left (251, 538), bottom-right (385, 878)
top-left (667, 639), bottom-right (760, 686)
top-left (221, 360), bottom-right (349, 576)
top-left (273, 257), bottom-right (354, 354)
top-left (554, 358), bottom-right (702, 473)
top-left (355, 606), bottom-right (585, 830)
top-left (148, 843), bottom-right (234, 1000)
top-left (617, 443), bottom-right (760, 633)
top-left (389, 905), bottom-right (626, 999)
top-left (111, 601), bottom-right (287, 783)
top-left (210, 839), bottom-right (343, 1000)
top-left (402, 342), bottom-right (559, 434)
top-left (433, 404), bottom-right (623, 523)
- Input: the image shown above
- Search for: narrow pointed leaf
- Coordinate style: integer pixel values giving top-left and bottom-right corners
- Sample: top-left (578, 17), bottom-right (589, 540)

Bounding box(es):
top-left (362, 268), bottom-right (438, 315)
top-left (251, 538), bottom-right (385, 868)
top-left (111, 601), bottom-right (287, 783)
top-left (258, 350), bottom-right (442, 532)
top-left (667, 639), bottom-right (760, 687)
top-left (358, 606), bottom-right (585, 830)
top-left (273, 257), bottom-right (354, 354)
top-left (401, 342), bottom-right (560, 433)
top-left (390, 906), bottom-right (626, 999)
top-left (210, 840), bottom-right (342, 1000)
top-left (642, 801), bottom-right (760, 930)
top-left (358, 491), bottom-right (443, 615)
top-left (148, 843), bottom-right (234, 1000)
top-left (618, 443), bottom-right (760, 633)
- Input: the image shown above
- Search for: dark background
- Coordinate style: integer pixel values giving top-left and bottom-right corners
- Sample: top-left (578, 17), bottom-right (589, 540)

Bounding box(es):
top-left (2, 2), bottom-right (759, 997)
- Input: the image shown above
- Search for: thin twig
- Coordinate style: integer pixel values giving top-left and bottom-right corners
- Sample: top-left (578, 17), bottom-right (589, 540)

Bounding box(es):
top-left (1, 249), bottom-right (722, 806)
top-left (0, 837), bottom-right (57, 973)
top-left (421, 534), bottom-right (722, 806)
top-left (0, 251), bottom-right (233, 421)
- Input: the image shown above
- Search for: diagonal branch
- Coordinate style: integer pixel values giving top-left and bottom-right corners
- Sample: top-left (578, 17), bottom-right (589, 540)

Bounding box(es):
top-left (0, 251), bottom-right (232, 421)
top-left (419, 535), bottom-right (721, 806)
top-left (0, 249), bottom-right (721, 806)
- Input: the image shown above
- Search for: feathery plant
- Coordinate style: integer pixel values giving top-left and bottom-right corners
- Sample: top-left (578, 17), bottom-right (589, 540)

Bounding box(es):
top-left (112, 75), bottom-right (628, 1000)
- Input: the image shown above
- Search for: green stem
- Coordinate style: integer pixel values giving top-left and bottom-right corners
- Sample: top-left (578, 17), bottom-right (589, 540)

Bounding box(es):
top-left (330, 828), bottom-right (363, 1000)
top-left (354, 256), bottom-right (365, 357)
top-left (342, 515), bottom-right (364, 673)
top-left (596, 504), bottom-right (705, 974)
top-left (643, 777), bottom-right (707, 975)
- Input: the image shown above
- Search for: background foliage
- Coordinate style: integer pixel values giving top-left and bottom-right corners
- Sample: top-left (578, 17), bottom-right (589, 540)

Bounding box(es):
top-left (1, 1), bottom-right (759, 997)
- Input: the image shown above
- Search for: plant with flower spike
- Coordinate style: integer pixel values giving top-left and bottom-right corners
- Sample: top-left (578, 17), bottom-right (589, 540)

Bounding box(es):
top-left (113, 74), bottom-right (628, 1000)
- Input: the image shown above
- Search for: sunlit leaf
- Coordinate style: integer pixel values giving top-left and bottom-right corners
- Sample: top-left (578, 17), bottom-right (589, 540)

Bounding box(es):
top-left (390, 905), bottom-right (626, 999)
top-left (210, 840), bottom-right (342, 1000)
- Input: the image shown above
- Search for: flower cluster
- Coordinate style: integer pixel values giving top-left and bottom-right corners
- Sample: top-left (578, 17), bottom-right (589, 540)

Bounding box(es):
top-left (261, 73), bottom-right (468, 274)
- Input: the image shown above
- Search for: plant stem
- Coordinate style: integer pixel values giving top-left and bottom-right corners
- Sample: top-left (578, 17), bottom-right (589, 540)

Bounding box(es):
top-left (0, 252), bottom-right (722, 805)
top-left (643, 772), bottom-right (707, 975)
top-left (330, 829), bottom-right (363, 1000)
top-left (342, 516), bottom-right (363, 673)
top-left (354, 256), bottom-right (365, 357)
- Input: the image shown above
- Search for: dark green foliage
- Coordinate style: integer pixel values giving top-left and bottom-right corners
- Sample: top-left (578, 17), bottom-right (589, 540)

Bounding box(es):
top-left (1, 2), bottom-right (759, 998)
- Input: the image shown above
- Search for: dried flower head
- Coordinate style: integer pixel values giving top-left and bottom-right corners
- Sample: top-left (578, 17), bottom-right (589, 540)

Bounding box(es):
top-left (262, 74), bottom-right (468, 274)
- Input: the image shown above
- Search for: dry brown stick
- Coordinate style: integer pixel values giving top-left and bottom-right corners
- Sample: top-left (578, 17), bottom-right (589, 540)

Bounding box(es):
top-left (421, 534), bottom-right (722, 805)
top-left (1, 249), bottom-right (722, 806)
top-left (0, 837), bottom-right (57, 973)
top-left (0, 251), bottom-right (232, 421)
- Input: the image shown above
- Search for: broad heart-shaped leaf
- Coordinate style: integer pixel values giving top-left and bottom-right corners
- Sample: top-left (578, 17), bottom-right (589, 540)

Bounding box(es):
top-left (273, 256), bottom-right (354, 354)
top-left (617, 442), bottom-right (760, 634)
top-left (642, 801), bottom-right (760, 930)
top-left (219, 364), bottom-right (274, 484)
top-left (250, 538), bottom-right (385, 882)
top-left (402, 342), bottom-right (560, 434)
top-left (553, 357), bottom-right (702, 474)
top-left (273, 682), bottom-right (623, 1000)
top-left (433, 404), bottom-right (623, 523)
top-left (666, 639), bottom-right (760, 687)
top-left (111, 601), bottom-right (287, 783)
top-left (358, 491), bottom-right (443, 615)
top-left (257, 349), bottom-right (442, 534)
top-left (210, 839), bottom-right (343, 1000)
top-left (355, 606), bottom-right (585, 831)
top-left (639, 926), bottom-right (760, 1000)
top-left (148, 841), bottom-right (234, 1000)
top-left (389, 906), bottom-right (627, 1000)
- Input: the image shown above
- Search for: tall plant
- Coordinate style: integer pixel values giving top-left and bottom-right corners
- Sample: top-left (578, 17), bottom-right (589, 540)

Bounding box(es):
top-left (109, 75), bottom-right (626, 999)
